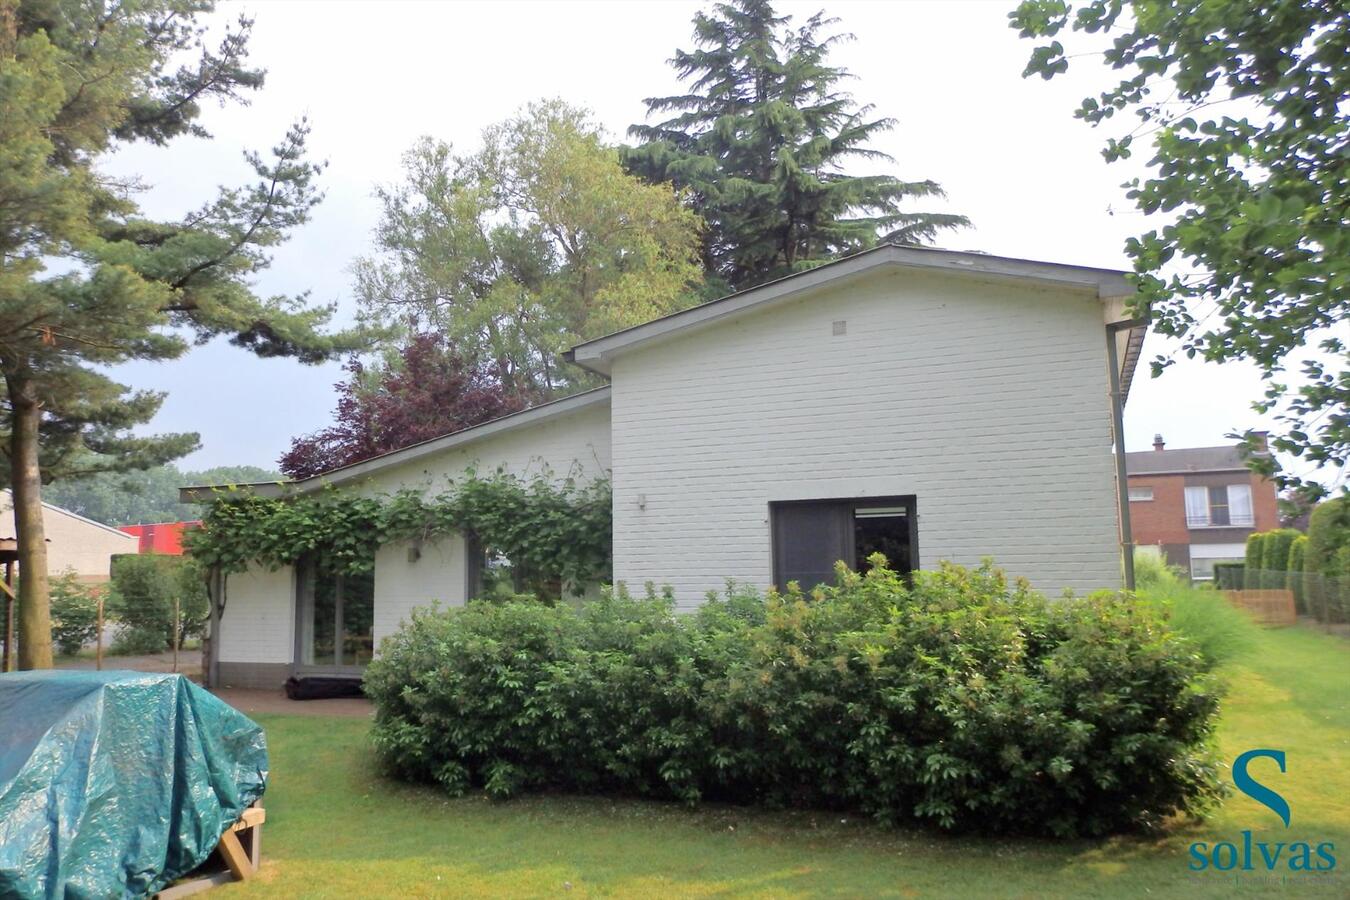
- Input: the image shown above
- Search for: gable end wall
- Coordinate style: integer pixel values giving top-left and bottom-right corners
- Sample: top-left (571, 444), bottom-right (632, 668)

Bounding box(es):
top-left (609, 268), bottom-right (1120, 607)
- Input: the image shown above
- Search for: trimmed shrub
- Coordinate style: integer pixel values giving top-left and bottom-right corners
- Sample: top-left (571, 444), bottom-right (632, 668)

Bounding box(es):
top-left (51, 571), bottom-right (101, 656)
top-left (1211, 562), bottom-right (1245, 591)
top-left (1243, 532), bottom-right (1268, 588)
top-left (366, 560), bottom-right (1225, 838)
top-left (1287, 535), bottom-right (1309, 612)
top-left (1305, 497), bottom-right (1350, 621)
top-left (1260, 528), bottom-right (1300, 574)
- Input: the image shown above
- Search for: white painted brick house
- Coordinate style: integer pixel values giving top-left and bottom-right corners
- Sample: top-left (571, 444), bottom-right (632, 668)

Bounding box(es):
top-left (185, 245), bottom-right (1146, 688)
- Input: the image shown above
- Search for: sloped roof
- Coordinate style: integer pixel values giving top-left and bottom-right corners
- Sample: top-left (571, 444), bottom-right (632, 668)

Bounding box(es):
top-left (1126, 445), bottom-right (1249, 475)
top-left (566, 243), bottom-right (1138, 376)
top-left (179, 387), bottom-right (612, 502)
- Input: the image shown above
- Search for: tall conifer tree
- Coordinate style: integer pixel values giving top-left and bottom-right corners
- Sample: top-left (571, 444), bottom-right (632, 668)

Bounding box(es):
top-left (0, 0), bottom-right (363, 668)
top-left (625, 0), bottom-right (968, 291)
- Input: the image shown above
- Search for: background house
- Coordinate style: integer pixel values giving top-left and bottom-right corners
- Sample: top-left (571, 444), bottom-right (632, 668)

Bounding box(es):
top-left (0, 490), bottom-right (138, 584)
top-left (1125, 434), bottom-right (1279, 580)
top-left (119, 521), bottom-right (199, 556)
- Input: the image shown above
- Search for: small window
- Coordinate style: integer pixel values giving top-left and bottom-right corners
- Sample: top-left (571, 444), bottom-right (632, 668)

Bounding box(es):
top-left (1190, 556), bottom-right (1242, 581)
top-left (771, 496), bottom-right (917, 590)
top-left (467, 534), bottom-right (545, 599)
top-left (1128, 486), bottom-right (1154, 501)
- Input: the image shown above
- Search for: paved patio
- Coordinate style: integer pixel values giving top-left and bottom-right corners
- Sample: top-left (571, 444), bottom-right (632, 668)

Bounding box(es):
top-left (211, 687), bottom-right (373, 717)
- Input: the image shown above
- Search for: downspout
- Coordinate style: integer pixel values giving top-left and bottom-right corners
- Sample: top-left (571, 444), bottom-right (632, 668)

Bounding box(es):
top-left (1106, 320), bottom-right (1146, 592)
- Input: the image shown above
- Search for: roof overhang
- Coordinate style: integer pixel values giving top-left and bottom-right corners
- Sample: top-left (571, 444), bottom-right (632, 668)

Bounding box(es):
top-left (179, 387), bottom-right (612, 505)
top-left (565, 243), bottom-right (1136, 376)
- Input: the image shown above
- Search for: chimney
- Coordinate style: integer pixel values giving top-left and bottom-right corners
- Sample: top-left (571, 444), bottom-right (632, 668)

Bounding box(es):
top-left (1251, 430), bottom-right (1270, 455)
top-left (1153, 434), bottom-right (1165, 452)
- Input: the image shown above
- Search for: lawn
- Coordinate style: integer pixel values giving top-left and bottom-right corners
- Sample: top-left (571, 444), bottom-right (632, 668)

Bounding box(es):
top-left (234, 624), bottom-right (1348, 898)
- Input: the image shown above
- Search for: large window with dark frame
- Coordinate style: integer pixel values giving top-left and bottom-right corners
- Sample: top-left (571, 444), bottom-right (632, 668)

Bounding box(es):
top-left (295, 556), bottom-right (374, 672)
top-left (770, 496), bottom-right (917, 590)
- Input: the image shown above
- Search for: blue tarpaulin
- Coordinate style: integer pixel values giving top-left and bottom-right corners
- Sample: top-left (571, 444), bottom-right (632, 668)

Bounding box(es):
top-left (0, 671), bottom-right (267, 899)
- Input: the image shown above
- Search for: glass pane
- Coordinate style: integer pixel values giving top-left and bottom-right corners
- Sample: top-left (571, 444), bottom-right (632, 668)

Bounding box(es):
top-left (1184, 486), bottom-right (1209, 526)
top-left (774, 503), bottom-right (850, 589)
top-left (341, 568), bottom-right (375, 666)
top-left (1207, 486), bottom-right (1230, 526)
top-left (479, 547), bottom-right (521, 599)
top-left (310, 566), bottom-right (338, 666)
top-left (1227, 484), bottom-right (1254, 526)
top-left (853, 509), bottom-right (912, 575)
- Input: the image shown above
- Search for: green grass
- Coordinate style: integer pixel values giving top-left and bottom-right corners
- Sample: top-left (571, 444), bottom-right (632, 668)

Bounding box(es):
top-left (235, 623), bottom-right (1349, 898)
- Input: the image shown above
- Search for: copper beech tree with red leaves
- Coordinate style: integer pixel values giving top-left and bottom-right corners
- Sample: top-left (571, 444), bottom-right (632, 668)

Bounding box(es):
top-left (279, 334), bottom-right (533, 480)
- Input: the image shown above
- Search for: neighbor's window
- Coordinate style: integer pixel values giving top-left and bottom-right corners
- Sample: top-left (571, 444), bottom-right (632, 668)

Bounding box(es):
top-left (771, 496), bottom-right (916, 590)
top-left (1190, 556), bottom-right (1242, 581)
top-left (1184, 484), bottom-right (1253, 527)
top-left (1128, 486), bottom-right (1154, 501)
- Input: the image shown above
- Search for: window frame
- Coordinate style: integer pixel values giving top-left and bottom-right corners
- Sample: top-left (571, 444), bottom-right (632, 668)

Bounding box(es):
top-left (293, 554), bottom-right (375, 678)
top-left (769, 495), bottom-right (918, 590)
top-left (1127, 486), bottom-right (1154, 502)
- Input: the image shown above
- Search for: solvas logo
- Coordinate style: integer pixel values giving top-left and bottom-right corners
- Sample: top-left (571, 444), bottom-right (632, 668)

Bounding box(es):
top-left (1188, 749), bottom-right (1337, 873)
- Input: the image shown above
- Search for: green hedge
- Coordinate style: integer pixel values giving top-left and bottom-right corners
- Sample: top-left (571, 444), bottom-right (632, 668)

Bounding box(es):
top-left (1260, 528), bottom-right (1300, 573)
top-left (1287, 535), bottom-right (1309, 612)
top-left (1243, 532), bottom-right (1268, 588)
top-left (1211, 562), bottom-right (1245, 591)
top-left (365, 560), bottom-right (1224, 838)
top-left (1305, 497), bottom-right (1350, 620)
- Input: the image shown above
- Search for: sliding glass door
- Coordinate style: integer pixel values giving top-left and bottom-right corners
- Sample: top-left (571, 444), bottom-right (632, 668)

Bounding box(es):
top-left (296, 557), bottom-right (374, 674)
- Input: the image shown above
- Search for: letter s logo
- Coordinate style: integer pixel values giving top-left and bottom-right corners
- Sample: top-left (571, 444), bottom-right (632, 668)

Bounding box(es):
top-left (1233, 749), bottom-right (1291, 828)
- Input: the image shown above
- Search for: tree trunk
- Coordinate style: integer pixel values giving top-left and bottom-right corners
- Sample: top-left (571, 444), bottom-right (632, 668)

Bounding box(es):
top-left (8, 375), bottom-right (53, 669)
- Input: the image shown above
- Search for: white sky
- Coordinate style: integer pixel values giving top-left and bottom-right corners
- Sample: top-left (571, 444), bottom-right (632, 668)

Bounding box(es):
top-left (106, 0), bottom-right (1282, 472)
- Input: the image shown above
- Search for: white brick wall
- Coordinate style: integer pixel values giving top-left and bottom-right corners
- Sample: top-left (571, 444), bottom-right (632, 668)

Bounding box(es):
top-left (213, 404), bottom-right (610, 667)
top-left (218, 563), bottom-right (294, 663)
top-left (373, 536), bottom-right (467, 649)
top-left (610, 267), bottom-right (1121, 607)
top-left (349, 403), bottom-right (612, 498)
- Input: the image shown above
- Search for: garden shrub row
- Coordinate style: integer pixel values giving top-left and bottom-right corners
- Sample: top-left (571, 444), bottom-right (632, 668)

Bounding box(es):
top-left (365, 560), bottom-right (1225, 838)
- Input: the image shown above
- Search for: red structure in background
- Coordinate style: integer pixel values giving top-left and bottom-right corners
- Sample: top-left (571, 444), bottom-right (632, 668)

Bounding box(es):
top-left (119, 522), bottom-right (200, 555)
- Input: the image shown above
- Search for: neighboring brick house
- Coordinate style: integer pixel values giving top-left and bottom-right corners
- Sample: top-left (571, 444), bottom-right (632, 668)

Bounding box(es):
top-left (1125, 435), bottom-right (1279, 580)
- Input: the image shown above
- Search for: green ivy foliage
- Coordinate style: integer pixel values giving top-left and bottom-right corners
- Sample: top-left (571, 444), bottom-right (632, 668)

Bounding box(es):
top-left (185, 470), bottom-right (613, 596)
top-left (364, 559), bottom-right (1225, 838)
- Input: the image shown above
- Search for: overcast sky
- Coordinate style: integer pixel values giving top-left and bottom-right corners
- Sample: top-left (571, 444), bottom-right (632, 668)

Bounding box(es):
top-left (105, 0), bottom-right (1283, 474)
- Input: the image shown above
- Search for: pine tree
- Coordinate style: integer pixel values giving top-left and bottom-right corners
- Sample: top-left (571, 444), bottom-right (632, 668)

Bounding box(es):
top-left (624, 0), bottom-right (968, 291)
top-left (0, 0), bottom-right (363, 668)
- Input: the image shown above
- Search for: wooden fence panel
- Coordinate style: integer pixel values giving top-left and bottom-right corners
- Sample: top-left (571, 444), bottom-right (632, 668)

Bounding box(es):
top-left (1222, 589), bottom-right (1297, 627)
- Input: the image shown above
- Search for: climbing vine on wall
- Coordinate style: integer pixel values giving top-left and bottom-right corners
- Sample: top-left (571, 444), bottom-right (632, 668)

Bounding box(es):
top-left (184, 470), bottom-right (613, 595)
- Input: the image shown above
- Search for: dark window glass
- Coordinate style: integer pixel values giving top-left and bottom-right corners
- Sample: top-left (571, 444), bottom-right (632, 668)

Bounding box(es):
top-left (341, 567), bottom-right (375, 666)
top-left (1208, 485), bottom-right (1231, 526)
top-left (772, 497), bottom-right (917, 590)
top-left (773, 503), bottom-right (851, 589)
top-left (310, 567), bottom-right (337, 666)
top-left (300, 557), bottom-right (374, 668)
top-left (854, 507), bottom-right (913, 574)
